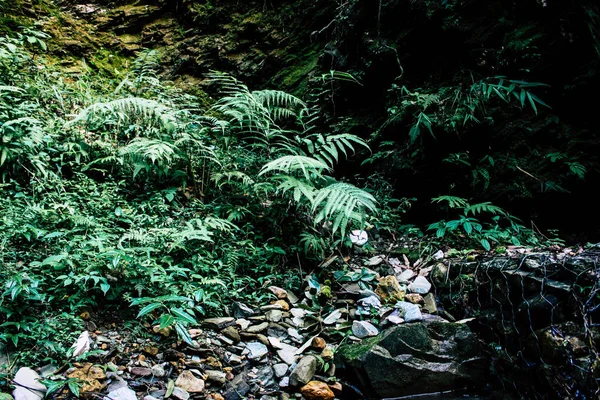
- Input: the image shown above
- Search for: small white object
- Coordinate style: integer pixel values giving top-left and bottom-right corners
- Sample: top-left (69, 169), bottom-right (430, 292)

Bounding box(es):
top-left (71, 331), bottom-right (90, 358)
top-left (433, 250), bottom-right (444, 260)
top-left (349, 230), bottom-right (368, 246)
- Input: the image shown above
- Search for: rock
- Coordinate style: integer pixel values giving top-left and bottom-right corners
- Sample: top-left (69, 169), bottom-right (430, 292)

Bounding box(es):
top-left (423, 293), bottom-right (438, 313)
top-left (143, 346), bottom-right (159, 356)
top-left (144, 396), bottom-right (159, 400)
top-left (223, 372), bottom-right (250, 400)
top-left (328, 382), bottom-right (343, 394)
top-left (321, 347), bottom-right (335, 361)
top-left (104, 387), bottom-right (136, 400)
top-left (265, 310), bottom-right (283, 322)
top-left (368, 256), bottom-right (384, 266)
top-left (349, 230), bottom-right (368, 246)
top-left (268, 286), bottom-right (287, 299)
top-left (352, 321), bottom-right (379, 338)
top-left (171, 387), bottom-right (189, 400)
top-left (12, 368), bottom-right (45, 400)
top-left (233, 302), bottom-right (255, 318)
top-left (236, 319), bottom-right (251, 330)
top-left (205, 370), bottom-right (227, 385)
top-left (153, 325), bottom-right (171, 337)
top-left (433, 250), bottom-right (444, 259)
top-left (204, 356), bottom-right (222, 369)
top-left (375, 275), bottom-right (405, 302)
top-left (273, 363), bottom-right (288, 378)
top-left (273, 300), bottom-right (290, 310)
top-left (322, 309), bottom-right (342, 325)
top-left (357, 295), bottom-right (381, 309)
top-left (396, 301), bottom-right (423, 322)
top-left (107, 376), bottom-right (128, 392)
top-left (405, 293), bottom-right (424, 304)
top-left (286, 291), bottom-right (299, 304)
top-left (276, 343), bottom-right (300, 365)
top-left (267, 336), bottom-right (283, 349)
top-left (38, 364), bottom-right (58, 378)
top-left (397, 269), bottom-right (416, 282)
top-left (175, 370), bottom-right (205, 393)
top-left (289, 355), bottom-right (317, 387)
top-left (246, 342), bottom-right (269, 360)
top-left (221, 326), bottom-right (241, 344)
top-left (312, 337), bottom-right (326, 350)
top-left (188, 329), bottom-right (203, 339)
top-left (67, 363), bottom-right (106, 392)
top-left (246, 322), bottom-right (269, 333)
top-left (130, 367), bottom-right (152, 376)
top-left (204, 317), bottom-right (234, 329)
top-left (300, 381), bottom-right (335, 400)
top-left (408, 276), bottom-right (432, 294)
top-left (385, 310), bottom-right (404, 325)
top-left (339, 320), bottom-right (485, 398)
top-left (279, 377), bottom-right (290, 388)
top-left (151, 364), bottom-right (165, 377)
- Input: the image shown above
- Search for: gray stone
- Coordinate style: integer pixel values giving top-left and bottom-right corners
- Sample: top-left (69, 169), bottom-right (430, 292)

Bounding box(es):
top-left (221, 326), bottom-right (241, 344)
top-left (130, 367), bottom-right (152, 376)
top-left (267, 336), bottom-right (283, 349)
top-left (246, 322), bottom-right (269, 333)
top-left (397, 269), bottom-right (416, 282)
top-left (171, 387), bottom-right (189, 400)
top-left (38, 365), bottom-right (58, 378)
top-left (273, 363), bottom-right (288, 378)
top-left (233, 302), bottom-right (255, 319)
top-left (205, 370), bottom-right (227, 385)
top-left (288, 355), bottom-right (317, 387)
top-left (408, 276), bottom-right (432, 294)
top-left (246, 342), bottom-right (269, 360)
top-left (204, 317), bottom-right (234, 329)
top-left (104, 387), bottom-right (136, 400)
top-left (107, 376), bottom-right (129, 392)
top-left (339, 320), bottom-right (485, 398)
top-left (423, 293), bottom-right (438, 314)
top-left (151, 364), bottom-right (165, 377)
top-left (12, 368), bottom-right (45, 400)
top-left (396, 301), bottom-right (423, 322)
top-left (143, 396), bottom-right (160, 400)
top-left (265, 310), bottom-right (283, 323)
top-left (224, 372), bottom-right (250, 400)
top-left (175, 370), bottom-right (205, 393)
top-left (276, 343), bottom-right (299, 365)
top-left (352, 321), bottom-right (379, 338)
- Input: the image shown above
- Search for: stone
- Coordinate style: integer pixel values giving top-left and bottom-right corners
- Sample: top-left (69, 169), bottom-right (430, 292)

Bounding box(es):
top-left (349, 230), bottom-right (368, 246)
top-left (205, 370), bottom-right (227, 385)
top-left (265, 310), bottom-right (283, 323)
top-left (328, 382), bottom-right (343, 394)
top-left (171, 387), bottom-right (189, 400)
top-left (408, 276), bottom-right (432, 294)
top-left (352, 321), bottom-right (379, 338)
top-left (405, 293), bottom-right (424, 304)
top-left (311, 337), bottom-right (326, 350)
top-left (286, 291), bottom-right (299, 304)
top-left (320, 347), bottom-right (335, 361)
top-left (151, 364), bottom-right (165, 377)
top-left (130, 367), bottom-right (152, 376)
top-left (188, 329), bottom-right (203, 339)
top-left (221, 326), bottom-right (241, 344)
top-left (277, 343), bottom-right (300, 365)
top-left (246, 322), bottom-right (269, 333)
top-left (289, 355), bottom-right (317, 387)
top-left (12, 368), bottom-right (45, 400)
top-left (175, 370), bottom-right (205, 393)
top-left (322, 309), bottom-right (342, 325)
top-left (104, 387), bottom-right (136, 400)
top-left (144, 396), bottom-right (160, 400)
top-left (223, 372), bottom-right (250, 400)
top-left (236, 319), bottom-right (251, 330)
top-left (274, 300), bottom-right (290, 311)
top-left (397, 269), bottom-right (416, 282)
top-left (246, 342), bottom-right (269, 360)
top-left (204, 317), bottom-right (234, 329)
top-left (423, 293), bottom-right (438, 313)
top-left (143, 346), bottom-right (159, 356)
top-left (300, 381), bottom-right (335, 400)
top-left (339, 320), bottom-right (485, 398)
top-left (375, 275), bottom-right (405, 302)
top-left (268, 286), bottom-right (287, 299)
top-left (273, 363), bottom-right (288, 378)
top-left (38, 364), bottom-right (58, 378)
top-left (267, 336), bottom-right (283, 349)
top-left (67, 364), bottom-right (106, 392)
top-left (233, 302), bottom-right (255, 318)
top-left (396, 301), bottom-right (423, 322)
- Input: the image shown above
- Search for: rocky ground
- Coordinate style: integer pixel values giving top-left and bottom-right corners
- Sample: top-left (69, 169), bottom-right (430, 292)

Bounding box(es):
top-left (4, 233), bottom-right (493, 400)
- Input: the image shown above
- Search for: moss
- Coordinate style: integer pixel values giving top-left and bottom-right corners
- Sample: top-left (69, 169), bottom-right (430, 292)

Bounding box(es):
top-left (270, 45), bottom-right (320, 94)
top-left (88, 48), bottom-right (130, 76)
top-left (338, 335), bottom-right (383, 363)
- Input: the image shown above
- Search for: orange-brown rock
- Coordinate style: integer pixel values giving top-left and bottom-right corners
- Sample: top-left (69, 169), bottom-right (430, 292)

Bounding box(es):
top-left (300, 381), bottom-right (335, 400)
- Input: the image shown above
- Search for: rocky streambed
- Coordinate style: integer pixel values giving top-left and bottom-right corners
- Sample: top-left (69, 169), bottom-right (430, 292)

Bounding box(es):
top-left (3, 243), bottom-right (599, 400)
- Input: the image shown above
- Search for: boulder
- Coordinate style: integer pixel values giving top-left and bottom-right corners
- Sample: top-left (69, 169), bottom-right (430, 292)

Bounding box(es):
top-left (338, 320), bottom-right (485, 398)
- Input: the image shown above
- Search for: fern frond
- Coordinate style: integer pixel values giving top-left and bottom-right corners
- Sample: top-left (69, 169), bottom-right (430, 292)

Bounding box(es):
top-left (312, 182), bottom-right (377, 237)
top-left (273, 175), bottom-right (316, 203)
top-left (465, 202), bottom-right (506, 216)
top-left (431, 196), bottom-right (469, 209)
top-left (259, 155), bottom-right (331, 181)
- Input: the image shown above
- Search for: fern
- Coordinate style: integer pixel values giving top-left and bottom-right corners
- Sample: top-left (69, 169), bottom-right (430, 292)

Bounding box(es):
top-left (465, 202), bottom-right (506, 216)
top-left (431, 195), bottom-right (469, 209)
top-left (259, 155), bottom-right (331, 180)
top-left (312, 182), bottom-right (377, 237)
